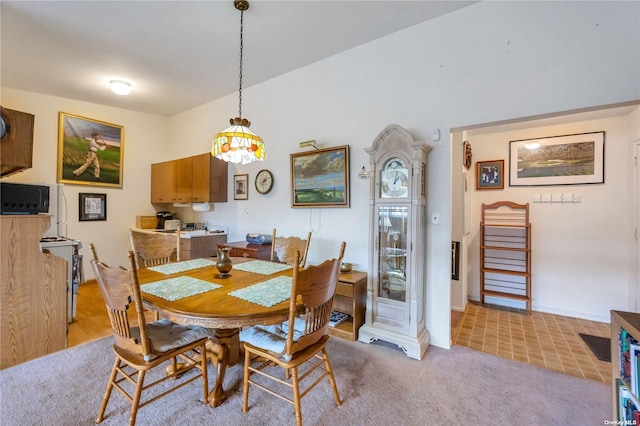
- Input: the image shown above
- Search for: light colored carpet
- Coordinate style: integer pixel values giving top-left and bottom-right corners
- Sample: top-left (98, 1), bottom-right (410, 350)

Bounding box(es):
top-left (0, 336), bottom-right (609, 425)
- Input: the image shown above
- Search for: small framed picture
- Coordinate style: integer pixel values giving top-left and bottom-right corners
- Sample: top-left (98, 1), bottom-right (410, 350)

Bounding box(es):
top-left (476, 160), bottom-right (504, 190)
top-left (234, 174), bottom-right (249, 200)
top-left (79, 193), bottom-right (107, 221)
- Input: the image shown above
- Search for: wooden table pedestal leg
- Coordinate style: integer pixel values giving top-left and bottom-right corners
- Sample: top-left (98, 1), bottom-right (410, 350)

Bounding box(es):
top-left (206, 328), bottom-right (240, 407)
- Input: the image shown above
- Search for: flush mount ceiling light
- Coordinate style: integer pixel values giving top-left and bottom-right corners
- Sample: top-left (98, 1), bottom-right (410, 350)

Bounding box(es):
top-left (110, 80), bottom-right (131, 95)
top-left (211, 0), bottom-right (264, 165)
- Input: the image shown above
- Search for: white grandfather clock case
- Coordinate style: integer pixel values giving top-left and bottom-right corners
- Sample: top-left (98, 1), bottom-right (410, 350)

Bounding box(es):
top-left (358, 124), bottom-right (432, 360)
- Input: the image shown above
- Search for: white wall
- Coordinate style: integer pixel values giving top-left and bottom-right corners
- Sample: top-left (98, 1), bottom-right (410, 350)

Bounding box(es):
top-left (465, 108), bottom-right (638, 322)
top-left (169, 1), bottom-right (640, 346)
top-left (1, 88), bottom-right (170, 273)
top-left (2, 1), bottom-right (639, 348)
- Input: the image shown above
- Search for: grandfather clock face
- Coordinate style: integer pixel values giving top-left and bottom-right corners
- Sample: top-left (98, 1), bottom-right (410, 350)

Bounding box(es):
top-left (380, 157), bottom-right (408, 198)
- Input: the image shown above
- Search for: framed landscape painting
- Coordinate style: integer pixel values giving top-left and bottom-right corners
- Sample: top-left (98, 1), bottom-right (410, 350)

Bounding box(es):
top-left (290, 145), bottom-right (350, 208)
top-left (57, 112), bottom-right (124, 188)
top-left (509, 131), bottom-right (604, 186)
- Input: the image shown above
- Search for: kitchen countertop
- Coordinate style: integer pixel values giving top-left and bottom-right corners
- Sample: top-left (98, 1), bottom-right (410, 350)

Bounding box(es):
top-left (132, 228), bottom-right (227, 239)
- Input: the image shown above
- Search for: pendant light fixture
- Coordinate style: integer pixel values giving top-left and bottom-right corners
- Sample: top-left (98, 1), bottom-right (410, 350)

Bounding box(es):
top-left (211, 0), bottom-right (264, 165)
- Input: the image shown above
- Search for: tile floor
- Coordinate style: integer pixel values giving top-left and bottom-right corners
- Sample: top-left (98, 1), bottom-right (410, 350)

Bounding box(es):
top-left (452, 302), bottom-right (611, 384)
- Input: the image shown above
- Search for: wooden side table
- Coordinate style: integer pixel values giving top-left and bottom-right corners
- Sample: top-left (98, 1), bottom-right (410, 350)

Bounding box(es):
top-left (217, 240), bottom-right (271, 260)
top-left (329, 271), bottom-right (367, 341)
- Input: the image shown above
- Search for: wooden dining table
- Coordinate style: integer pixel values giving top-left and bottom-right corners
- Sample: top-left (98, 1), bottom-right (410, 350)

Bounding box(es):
top-left (137, 257), bottom-right (295, 408)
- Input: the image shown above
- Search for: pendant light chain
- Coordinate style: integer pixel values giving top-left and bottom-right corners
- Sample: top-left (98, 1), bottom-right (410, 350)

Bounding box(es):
top-left (238, 9), bottom-right (244, 119)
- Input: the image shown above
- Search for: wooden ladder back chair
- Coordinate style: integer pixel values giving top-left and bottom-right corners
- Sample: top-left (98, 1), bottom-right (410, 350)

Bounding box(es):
top-left (92, 242), bottom-right (160, 321)
top-left (270, 228), bottom-right (312, 268)
top-left (241, 241), bottom-right (346, 426)
top-left (91, 251), bottom-right (210, 426)
top-left (129, 229), bottom-right (180, 269)
top-left (90, 243), bottom-right (100, 262)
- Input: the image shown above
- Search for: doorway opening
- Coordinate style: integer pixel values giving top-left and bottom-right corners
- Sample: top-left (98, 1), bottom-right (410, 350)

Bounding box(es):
top-left (450, 101), bottom-right (639, 377)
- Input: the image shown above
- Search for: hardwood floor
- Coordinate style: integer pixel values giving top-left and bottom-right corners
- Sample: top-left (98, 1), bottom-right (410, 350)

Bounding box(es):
top-left (67, 281), bottom-right (112, 347)
top-left (67, 281), bottom-right (154, 347)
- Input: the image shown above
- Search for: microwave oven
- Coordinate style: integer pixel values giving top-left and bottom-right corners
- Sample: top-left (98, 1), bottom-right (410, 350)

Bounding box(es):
top-left (0, 182), bottom-right (50, 214)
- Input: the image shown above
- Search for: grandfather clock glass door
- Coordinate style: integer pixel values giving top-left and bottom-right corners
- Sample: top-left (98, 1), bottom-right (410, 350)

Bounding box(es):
top-left (359, 124), bottom-right (431, 360)
top-left (378, 205), bottom-right (408, 303)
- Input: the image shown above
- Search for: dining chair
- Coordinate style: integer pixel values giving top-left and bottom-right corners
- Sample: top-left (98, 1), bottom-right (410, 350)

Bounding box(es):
top-left (91, 242), bottom-right (160, 321)
top-left (270, 228), bottom-right (312, 268)
top-left (241, 241), bottom-right (346, 426)
top-left (91, 250), bottom-right (210, 426)
top-left (90, 242), bottom-right (100, 262)
top-left (129, 229), bottom-right (181, 268)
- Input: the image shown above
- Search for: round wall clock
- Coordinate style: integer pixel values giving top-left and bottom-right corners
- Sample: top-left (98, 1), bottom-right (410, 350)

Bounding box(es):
top-left (380, 157), bottom-right (408, 198)
top-left (255, 169), bottom-right (274, 194)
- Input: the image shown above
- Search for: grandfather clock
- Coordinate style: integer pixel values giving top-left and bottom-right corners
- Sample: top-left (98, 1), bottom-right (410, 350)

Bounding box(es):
top-left (358, 124), bottom-right (432, 360)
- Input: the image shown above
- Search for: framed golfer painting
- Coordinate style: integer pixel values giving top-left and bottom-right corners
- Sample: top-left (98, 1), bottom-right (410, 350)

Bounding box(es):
top-left (57, 112), bottom-right (124, 188)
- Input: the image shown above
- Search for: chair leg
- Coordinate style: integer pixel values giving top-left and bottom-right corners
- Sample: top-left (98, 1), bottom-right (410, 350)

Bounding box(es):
top-left (129, 370), bottom-right (146, 426)
top-left (322, 348), bottom-right (342, 407)
top-left (96, 357), bottom-right (120, 423)
top-left (242, 350), bottom-right (251, 413)
top-left (291, 367), bottom-right (302, 426)
top-left (199, 343), bottom-right (209, 402)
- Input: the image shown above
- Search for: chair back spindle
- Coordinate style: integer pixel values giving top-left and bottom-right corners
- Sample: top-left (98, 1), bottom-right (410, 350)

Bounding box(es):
top-left (90, 243), bottom-right (100, 262)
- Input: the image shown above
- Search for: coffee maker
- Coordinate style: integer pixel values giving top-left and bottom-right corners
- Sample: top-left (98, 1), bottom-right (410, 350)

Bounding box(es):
top-left (155, 211), bottom-right (174, 229)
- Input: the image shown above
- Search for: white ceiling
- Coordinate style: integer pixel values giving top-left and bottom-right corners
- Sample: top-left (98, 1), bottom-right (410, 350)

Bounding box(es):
top-left (1, 1), bottom-right (475, 116)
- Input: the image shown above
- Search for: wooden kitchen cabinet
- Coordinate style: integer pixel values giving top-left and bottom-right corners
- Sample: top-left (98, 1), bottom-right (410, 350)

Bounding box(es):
top-left (191, 153), bottom-right (228, 203)
top-left (180, 234), bottom-right (228, 260)
top-left (151, 157), bottom-right (191, 203)
top-left (329, 271), bottom-right (367, 341)
top-left (217, 241), bottom-right (271, 260)
top-left (1, 215), bottom-right (67, 369)
top-left (174, 157), bottom-right (193, 203)
top-left (151, 153), bottom-right (228, 204)
top-left (151, 160), bottom-right (176, 203)
top-left (1, 107), bottom-right (35, 177)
